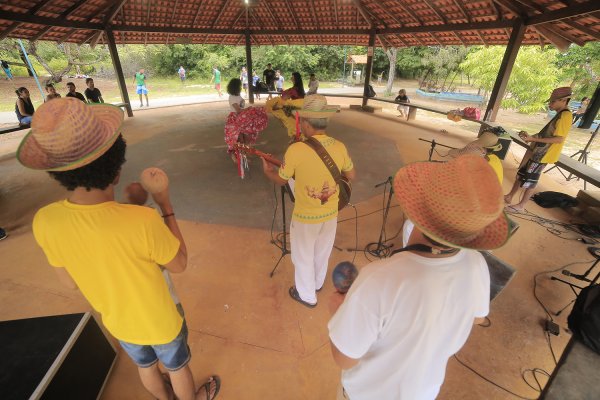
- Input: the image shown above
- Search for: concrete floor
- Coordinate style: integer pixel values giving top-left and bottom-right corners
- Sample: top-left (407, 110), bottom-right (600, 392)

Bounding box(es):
top-left (0, 100), bottom-right (592, 399)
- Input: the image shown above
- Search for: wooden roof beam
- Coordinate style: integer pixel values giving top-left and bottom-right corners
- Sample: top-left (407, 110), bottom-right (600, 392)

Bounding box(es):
top-left (351, 0), bottom-right (374, 28)
top-left (284, 0), bottom-right (300, 29)
top-left (392, 1), bottom-right (423, 26)
top-left (526, 2), bottom-right (600, 26)
top-left (493, 0), bottom-right (528, 19)
top-left (309, 0), bottom-right (319, 29)
top-left (453, 30), bottom-right (467, 46)
top-left (211, 0), bottom-right (231, 29)
top-left (489, 0), bottom-right (504, 20)
top-left (31, 0), bottom-right (90, 41)
top-left (514, 0), bottom-right (545, 14)
top-left (192, 0), bottom-right (206, 27)
top-left (104, 0), bottom-right (129, 26)
top-left (565, 18), bottom-right (600, 39)
top-left (474, 30), bottom-right (488, 46)
top-left (372, 0), bottom-right (403, 27)
top-left (0, 0), bottom-right (54, 40)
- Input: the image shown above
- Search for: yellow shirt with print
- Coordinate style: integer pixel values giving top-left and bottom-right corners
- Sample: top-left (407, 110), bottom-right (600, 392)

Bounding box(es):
top-left (541, 110), bottom-right (572, 164)
top-left (279, 134), bottom-right (353, 223)
top-left (486, 154), bottom-right (503, 184)
top-left (33, 200), bottom-right (183, 345)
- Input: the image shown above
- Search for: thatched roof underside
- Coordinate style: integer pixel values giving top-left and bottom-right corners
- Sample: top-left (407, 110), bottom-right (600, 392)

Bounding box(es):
top-left (1, 0), bottom-right (599, 48)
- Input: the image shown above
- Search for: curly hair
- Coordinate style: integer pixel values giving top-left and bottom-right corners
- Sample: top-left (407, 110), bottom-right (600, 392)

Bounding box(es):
top-left (227, 78), bottom-right (242, 96)
top-left (48, 135), bottom-right (127, 191)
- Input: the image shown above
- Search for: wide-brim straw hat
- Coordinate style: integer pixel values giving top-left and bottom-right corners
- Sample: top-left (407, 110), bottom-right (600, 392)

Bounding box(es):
top-left (297, 94), bottom-right (339, 118)
top-left (394, 154), bottom-right (510, 250)
top-left (546, 86), bottom-right (573, 102)
top-left (448, 132), bottom-right (501, 158)
top-left (17, 97), bottom-right (124, 171)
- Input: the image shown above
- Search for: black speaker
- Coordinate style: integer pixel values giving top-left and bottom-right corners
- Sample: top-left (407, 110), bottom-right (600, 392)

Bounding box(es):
top-left (0, 312), bottom-right (117, 400)
top-left (489, 133), bottom-right (512, 160)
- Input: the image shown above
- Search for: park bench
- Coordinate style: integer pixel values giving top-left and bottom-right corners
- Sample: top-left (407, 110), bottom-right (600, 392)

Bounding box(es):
top-left (0, 124), bottom-right (29, 135)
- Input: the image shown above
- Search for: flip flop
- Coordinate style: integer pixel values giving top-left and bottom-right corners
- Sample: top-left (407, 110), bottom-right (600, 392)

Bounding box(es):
top-left (197, 375), bottom-right (221, 400)
top-left (289, 286), bottom-right (317, 308)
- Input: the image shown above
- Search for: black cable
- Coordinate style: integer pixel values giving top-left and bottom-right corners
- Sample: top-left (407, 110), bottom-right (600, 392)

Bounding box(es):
top-left (337, 204), bottom-right (401, 224)
top-left (453, 354), bottom-right (537, 400)
top-left (506, 208), bottom-right (598, 243)
top-left (545, 331), bottom-right (558, 365)
top-left (521, 368), bottom-right (550, 393)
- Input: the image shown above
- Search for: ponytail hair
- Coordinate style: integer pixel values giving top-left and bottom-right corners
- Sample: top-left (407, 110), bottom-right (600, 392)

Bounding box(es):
top-left (16, 87), bottom-right (27, 97)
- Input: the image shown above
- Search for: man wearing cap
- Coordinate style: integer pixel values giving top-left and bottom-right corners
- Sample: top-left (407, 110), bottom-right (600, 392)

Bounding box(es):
top-left (262, 94), bottom-right (355, 308)
top-left (19, 98), bottom-right (220, 400)
top-left (504, 87), bottom-right (573, 211)
top-left (328, 155), bottom-right (511, 400)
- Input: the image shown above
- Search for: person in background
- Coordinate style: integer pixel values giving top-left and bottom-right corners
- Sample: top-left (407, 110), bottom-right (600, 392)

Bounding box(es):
top-left (1, 60), bottom-right (13, 80)
top-left (307, 73), bottom-right (319, 95)
top-left (275, 70), bottom-right (285, 93)
top-left (45, 83), bottom-right (61, 101)
top-left (84, 78), bottom-right (104, 104)
top-left (395, 89), bottom-right (410, 119)
top-left (240, 67), bottom-right (249, 98)
top-left (377, 71), bottom-right (383, 85)
top-left (263, 63), bottom-right (276, 100)
top-left (572, 97), bottom-right (590, 127)
top-left (15, 87), bottom-right (35, 126)
top-left (133, 69), bottom-right (150, 107)
top-left (504, 87), bottom-right (573, 212)
top-left (65, 82), bottom-right (86, 102)
top-left (252, 71), bottom-right (261, 100)
top-left (178, 66), bottom-right (186, 84)
top-left (211, 66), bottom-right (223, 98)
top-left (281, 72), bottom-right (306, 100)
top-left (328, 155), bottom-right (509, 400)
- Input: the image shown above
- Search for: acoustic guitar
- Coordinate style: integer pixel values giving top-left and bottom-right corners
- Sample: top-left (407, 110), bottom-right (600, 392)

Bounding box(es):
top-left (233, 144), bottom-right (352, 210)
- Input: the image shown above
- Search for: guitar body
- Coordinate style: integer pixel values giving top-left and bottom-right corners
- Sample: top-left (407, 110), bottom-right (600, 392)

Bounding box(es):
top-left (233, 143), bottom-right (352, 210)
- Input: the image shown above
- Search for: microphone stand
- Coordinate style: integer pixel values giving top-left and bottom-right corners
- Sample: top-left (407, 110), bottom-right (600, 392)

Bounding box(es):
top-left (418, 138), bottom-right (456, 161)
top-left (365, 176), bottom-right (395, 258)
top-left (550, 252), bottom-right (600, 315)
top-left (270, 185), bottom-right (294, 277)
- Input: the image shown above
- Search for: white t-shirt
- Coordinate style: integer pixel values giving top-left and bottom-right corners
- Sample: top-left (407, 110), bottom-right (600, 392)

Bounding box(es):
top-left (308, 79), bottom-right (319, 94)
top-left (229, 95), bottom-right (245, 112)
top-left (276, 75), bottom-right (284, 89)
top-left (328, 250), bottom-right (490, 400)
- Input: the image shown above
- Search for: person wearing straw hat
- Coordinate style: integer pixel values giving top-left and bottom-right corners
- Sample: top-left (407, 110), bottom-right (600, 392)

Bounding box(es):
top-left (328, 155), bottom-right (511, 400)
top-left (262, 94), bottom-right (355, 308)
top-left (19, 98), bottom-right (220, 400)
top-left (447, 130), bottom-right (504, 183)
top-left (504, 86), bottom-right (573, 212)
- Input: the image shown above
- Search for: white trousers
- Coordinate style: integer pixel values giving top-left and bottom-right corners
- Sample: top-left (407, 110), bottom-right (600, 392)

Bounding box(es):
top-left (290, 218), bottom-right (337, 304)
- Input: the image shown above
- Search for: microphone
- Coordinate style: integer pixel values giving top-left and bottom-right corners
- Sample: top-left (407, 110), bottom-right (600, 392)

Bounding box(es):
top-left (375, 176), bottom-right (393, 188)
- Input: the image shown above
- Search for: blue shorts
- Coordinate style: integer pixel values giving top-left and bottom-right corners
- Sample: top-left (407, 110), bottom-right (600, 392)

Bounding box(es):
top-left (119, 320), bottom-right (190, 371)
top-left (136, 85), bottom-right (148, 95)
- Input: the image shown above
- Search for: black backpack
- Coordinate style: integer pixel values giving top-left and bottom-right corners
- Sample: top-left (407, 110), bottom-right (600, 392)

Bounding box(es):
top-left (367, 85), bottom-right (376, 98)
top-left (532, 191), bottom-right (578, 208)
top-left (568, 284), bottom-right (600, 354)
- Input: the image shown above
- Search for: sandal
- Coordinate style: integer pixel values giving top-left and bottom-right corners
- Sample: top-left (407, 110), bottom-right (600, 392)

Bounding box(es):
top-left (197, 375), bottom-right (221, 400)
top-left (289, 286), bottom-right (317, 308)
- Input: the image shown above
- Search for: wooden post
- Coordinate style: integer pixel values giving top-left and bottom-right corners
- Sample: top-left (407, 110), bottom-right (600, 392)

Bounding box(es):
top-left (483, 19), bottom-right (525, 122)
top-left (105, 29), bottom-right (133, 117)
top-left (579, 82), bottom-right (599, 130)
top-left (245, 30), bottom-right (254, 104)
top-left (362, 29), bottom-right (376, 108)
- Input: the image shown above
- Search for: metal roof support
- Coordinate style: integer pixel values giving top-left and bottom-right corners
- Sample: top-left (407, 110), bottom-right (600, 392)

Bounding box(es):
top-left (245, 29), bottom-right (254, 104)
top-left (105, 29), bottom-right (133, 118)
top-left (484, 19), bottom-right (525, 123)
top-left (362, 29), bottom-right (376, 108)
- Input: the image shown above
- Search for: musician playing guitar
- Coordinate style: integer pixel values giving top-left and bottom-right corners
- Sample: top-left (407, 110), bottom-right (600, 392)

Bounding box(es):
top-left (262, 95), bottom-right (355, 309)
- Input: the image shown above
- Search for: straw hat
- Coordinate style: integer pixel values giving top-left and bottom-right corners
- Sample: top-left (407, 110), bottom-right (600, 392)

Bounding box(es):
top-left (393, 154), bottom-right (510, 250)
top-left (17, 97), bottom-right (124, 171)
top-left (546, 87), bottom-right (572, 102)
top-left (297, 94), bottom-right (339, 118)
top-left (448, 132), bottom-right (501, 158)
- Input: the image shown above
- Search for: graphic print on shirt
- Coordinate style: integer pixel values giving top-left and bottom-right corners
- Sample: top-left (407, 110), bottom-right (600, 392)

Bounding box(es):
top-left (306, 180), bottom-right (337, 205)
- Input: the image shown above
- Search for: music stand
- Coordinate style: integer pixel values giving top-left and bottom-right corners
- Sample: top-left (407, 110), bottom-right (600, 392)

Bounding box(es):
top-left (270, 185), bottom-right (294, 277)
top-left (545, 125), bottom-right (599, 189)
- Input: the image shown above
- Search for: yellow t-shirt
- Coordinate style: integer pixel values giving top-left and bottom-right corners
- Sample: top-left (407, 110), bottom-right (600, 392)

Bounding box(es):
top-left (540, 110), bottom-right (572, 164)
top-left (486, 154), bottom-right (503, 184)
top-left (279, 134), bottom-right (353, 223)
top-left (33, 200), bottom-right (183, 345)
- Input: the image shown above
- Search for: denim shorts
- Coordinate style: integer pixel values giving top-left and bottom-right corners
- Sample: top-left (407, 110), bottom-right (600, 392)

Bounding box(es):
top-left (119, 319), bottom-right (190, 371)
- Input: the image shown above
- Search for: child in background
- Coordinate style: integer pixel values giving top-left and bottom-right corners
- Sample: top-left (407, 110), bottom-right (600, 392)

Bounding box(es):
top-left (395, 89), bottom-right (410, 119)
top-left (123, 182), bottom-right (184, 317)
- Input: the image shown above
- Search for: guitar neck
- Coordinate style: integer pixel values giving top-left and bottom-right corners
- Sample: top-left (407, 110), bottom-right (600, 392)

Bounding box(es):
top-left (236, 145), bottom-right (282, 167)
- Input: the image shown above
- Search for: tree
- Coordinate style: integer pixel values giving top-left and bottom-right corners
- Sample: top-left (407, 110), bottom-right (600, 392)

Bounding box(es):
top-left (461, 46), bottom-right (559, 113)
top-left (384, 48), bottom-right (398, 96)
top-left (555, 42), bottom-right (600, 100)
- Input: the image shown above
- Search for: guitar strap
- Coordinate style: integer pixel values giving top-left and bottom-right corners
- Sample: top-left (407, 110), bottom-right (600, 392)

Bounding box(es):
top-left (304, 137), bottom-right (342, 186)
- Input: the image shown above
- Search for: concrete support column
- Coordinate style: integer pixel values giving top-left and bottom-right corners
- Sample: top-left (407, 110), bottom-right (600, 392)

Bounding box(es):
top-left (483, 19), bottom-right (525, 122)
top-left (362, 29), bottom-right (376, 108)
top-left (105, 28), bottom-right (133, 117)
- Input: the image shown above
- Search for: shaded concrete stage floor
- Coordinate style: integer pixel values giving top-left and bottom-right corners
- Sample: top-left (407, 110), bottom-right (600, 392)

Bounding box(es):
top-left (0, 101), bottom-right (592, 399)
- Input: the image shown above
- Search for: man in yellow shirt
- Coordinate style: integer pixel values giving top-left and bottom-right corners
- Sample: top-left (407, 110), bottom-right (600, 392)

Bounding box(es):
top-left (262, 95), bottom-right (355, 307)
top-left (17, 98), bottom-right (220, 400)
top-left (504, 87), bottom-right (573, 212)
